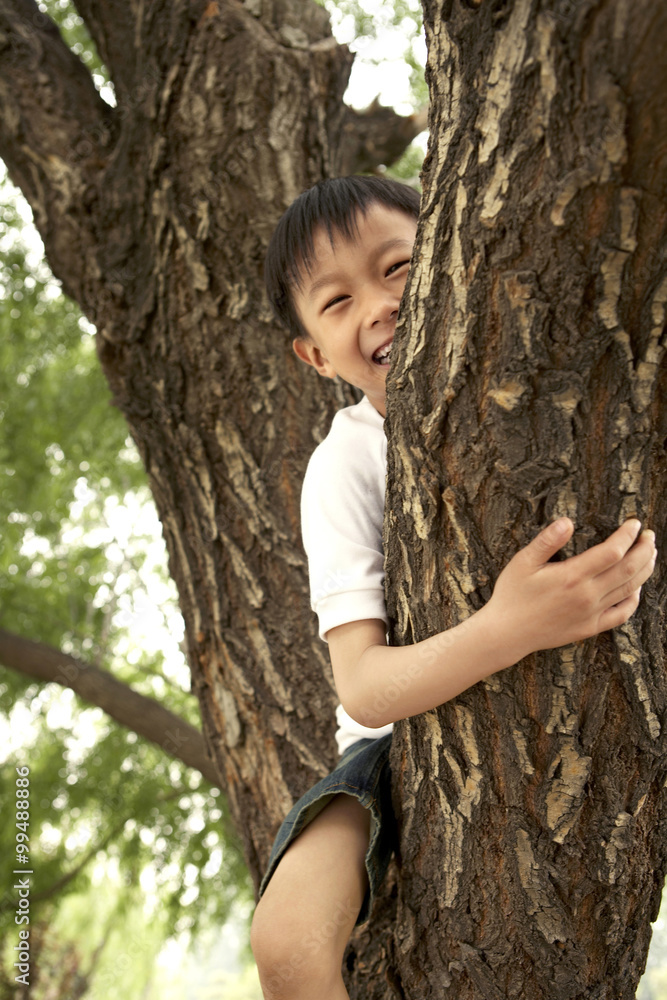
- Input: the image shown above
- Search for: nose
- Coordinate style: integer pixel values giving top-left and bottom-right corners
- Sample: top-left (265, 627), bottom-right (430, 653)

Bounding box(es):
top-left (362, 289), bottom-right (399, 328)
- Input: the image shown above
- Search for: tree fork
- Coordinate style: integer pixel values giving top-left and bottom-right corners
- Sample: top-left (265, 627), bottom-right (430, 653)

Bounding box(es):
top-left (384, 0), bottom-right (666, 996)
top-left (0, 8), bottom-right (422, 985)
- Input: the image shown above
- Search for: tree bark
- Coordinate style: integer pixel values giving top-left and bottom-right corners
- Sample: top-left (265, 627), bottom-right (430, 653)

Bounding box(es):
top-left (0, 0), bottom-right (350, 883)
top-left (384, 0), bottom-right (667, 996)
top-left (0, 1), bottom-right (419, 992)
top-left (0, 628), bottom-right (221, 786)
top-left (4, 0), bottom-right (665, 993)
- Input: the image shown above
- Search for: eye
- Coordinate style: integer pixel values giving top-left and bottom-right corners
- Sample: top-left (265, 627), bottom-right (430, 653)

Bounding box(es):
top-left (323, 294), bottom-right (348, 312)
top-left (386, 260), bottom-right (410, 277)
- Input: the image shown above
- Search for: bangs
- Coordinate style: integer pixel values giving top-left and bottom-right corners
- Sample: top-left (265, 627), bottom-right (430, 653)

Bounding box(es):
top-left (265, 176), bottom-right (421, 338)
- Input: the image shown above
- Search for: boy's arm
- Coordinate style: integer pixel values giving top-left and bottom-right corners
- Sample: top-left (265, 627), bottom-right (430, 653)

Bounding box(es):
top-left (327, 517), bottom-right (657, 730)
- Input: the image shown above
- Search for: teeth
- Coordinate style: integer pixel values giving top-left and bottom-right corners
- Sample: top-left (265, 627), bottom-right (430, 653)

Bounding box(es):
top-left (373, 343), bottom-right (392, 363)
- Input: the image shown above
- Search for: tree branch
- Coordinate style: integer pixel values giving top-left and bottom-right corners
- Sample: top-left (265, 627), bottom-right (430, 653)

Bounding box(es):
top-left (67, 0), bottom-right (137, 100)
top-left (338, 100), bottom-right (428, 175)
top-left (0, 0), bottom-right (115, 302)
top-left (0, 628), bottom-right (222, 788)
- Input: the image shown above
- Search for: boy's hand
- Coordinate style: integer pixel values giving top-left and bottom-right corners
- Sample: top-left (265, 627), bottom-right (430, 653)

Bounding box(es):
top-left (486, 517), bottom-right (657, 665)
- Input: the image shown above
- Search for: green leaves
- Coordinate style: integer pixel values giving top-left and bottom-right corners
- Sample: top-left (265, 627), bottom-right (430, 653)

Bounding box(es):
top-left (37, 0), bottom-right (111, 91)
top-left (0, 175), bottom-right (252, 984)
top-left (326, 0), bottom-right (426, 107)
top-left (1, 192), bottom-right (141, 653)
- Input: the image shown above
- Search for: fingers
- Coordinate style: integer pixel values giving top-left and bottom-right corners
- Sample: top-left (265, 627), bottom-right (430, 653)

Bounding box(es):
top-left (599, 530), bottom-right (657, 608)
top-left (598, 588), bottom-right (642, 632)
top-left (576, 519), bottom-right (642, 577)
top-left (523, 517), bottom-right (574, 567)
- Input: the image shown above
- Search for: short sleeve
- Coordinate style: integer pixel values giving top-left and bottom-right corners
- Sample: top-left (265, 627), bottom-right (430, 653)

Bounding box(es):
top-left (300, 401), bottom-right (387, 642)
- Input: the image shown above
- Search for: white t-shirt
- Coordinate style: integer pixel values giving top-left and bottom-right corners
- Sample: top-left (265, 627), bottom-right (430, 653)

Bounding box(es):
top-left (301, 395), bottom-right (394, 755)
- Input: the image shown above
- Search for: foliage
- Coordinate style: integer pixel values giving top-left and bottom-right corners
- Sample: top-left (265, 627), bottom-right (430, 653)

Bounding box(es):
top-left (2, 1), bottom-right (665, 996)
top-left (322, 0), bottom-right (427, 111)
top-left (321, 0), bottom-right (428, 183)
top-left (0, 886), bottom-right (171, 1000)
top-left (0, 0), bottom-right (428, 993)
top-left (0, 175), bottom-right (252, 990)
top-left (38, 0), bottom-right (111, 91)
top-left (0, 195), bottom-right (141, 652)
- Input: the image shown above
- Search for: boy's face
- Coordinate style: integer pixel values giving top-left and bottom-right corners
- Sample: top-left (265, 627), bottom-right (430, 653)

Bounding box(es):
top-left (291, 204), bottom-right (417, 417)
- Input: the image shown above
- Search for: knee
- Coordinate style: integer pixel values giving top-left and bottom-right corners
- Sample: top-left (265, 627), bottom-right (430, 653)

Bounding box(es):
top-left (250, 897), bottom-right (334, 998)
top-left (251, 899), bottom-right (308, 998)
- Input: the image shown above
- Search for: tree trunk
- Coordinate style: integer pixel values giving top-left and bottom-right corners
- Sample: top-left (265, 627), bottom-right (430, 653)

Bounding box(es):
top-left (0, 0), bottom-right (355, 885)
top-left (3, 0), bottom-right (666, 994)
top-left (0, 0), bottom-right (421, 993)
top-left (384, 0), bottom-right (667, 996)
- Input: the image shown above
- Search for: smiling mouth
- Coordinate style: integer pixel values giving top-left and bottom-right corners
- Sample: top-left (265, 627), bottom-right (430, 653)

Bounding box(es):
top-left (372, 342), bottom-right (392, 366)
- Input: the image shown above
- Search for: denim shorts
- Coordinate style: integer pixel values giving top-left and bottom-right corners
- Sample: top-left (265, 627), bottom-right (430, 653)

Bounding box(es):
top-left (258, 734), bottom-right (395, 925)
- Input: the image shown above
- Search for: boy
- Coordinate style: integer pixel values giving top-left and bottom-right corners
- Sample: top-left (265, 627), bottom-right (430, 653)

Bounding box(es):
top-left (250, 176), bottom-right (657, 1000)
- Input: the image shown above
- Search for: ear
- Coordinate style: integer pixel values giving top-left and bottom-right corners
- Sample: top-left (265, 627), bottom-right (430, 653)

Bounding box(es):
top-left (292, 337), bottom-right (337, 379)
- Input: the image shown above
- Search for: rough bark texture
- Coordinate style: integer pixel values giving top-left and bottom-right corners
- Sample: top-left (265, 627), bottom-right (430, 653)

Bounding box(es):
top-left (3, 0), bottom-right (666, 994)
top-left (0, 0), bottom-right (422, 993)
top-left (384, 0), bottom-right (667, 996)
top-left (0, 0), bottom-right (350, 886)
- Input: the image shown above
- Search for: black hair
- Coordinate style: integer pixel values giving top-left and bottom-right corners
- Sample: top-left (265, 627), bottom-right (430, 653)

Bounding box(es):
top-left (264, 175), bottom-right (420, 339)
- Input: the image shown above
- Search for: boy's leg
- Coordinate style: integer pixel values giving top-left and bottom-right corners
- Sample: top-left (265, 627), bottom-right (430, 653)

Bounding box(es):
top-left (251, 793), bottom-right (371, 1000)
